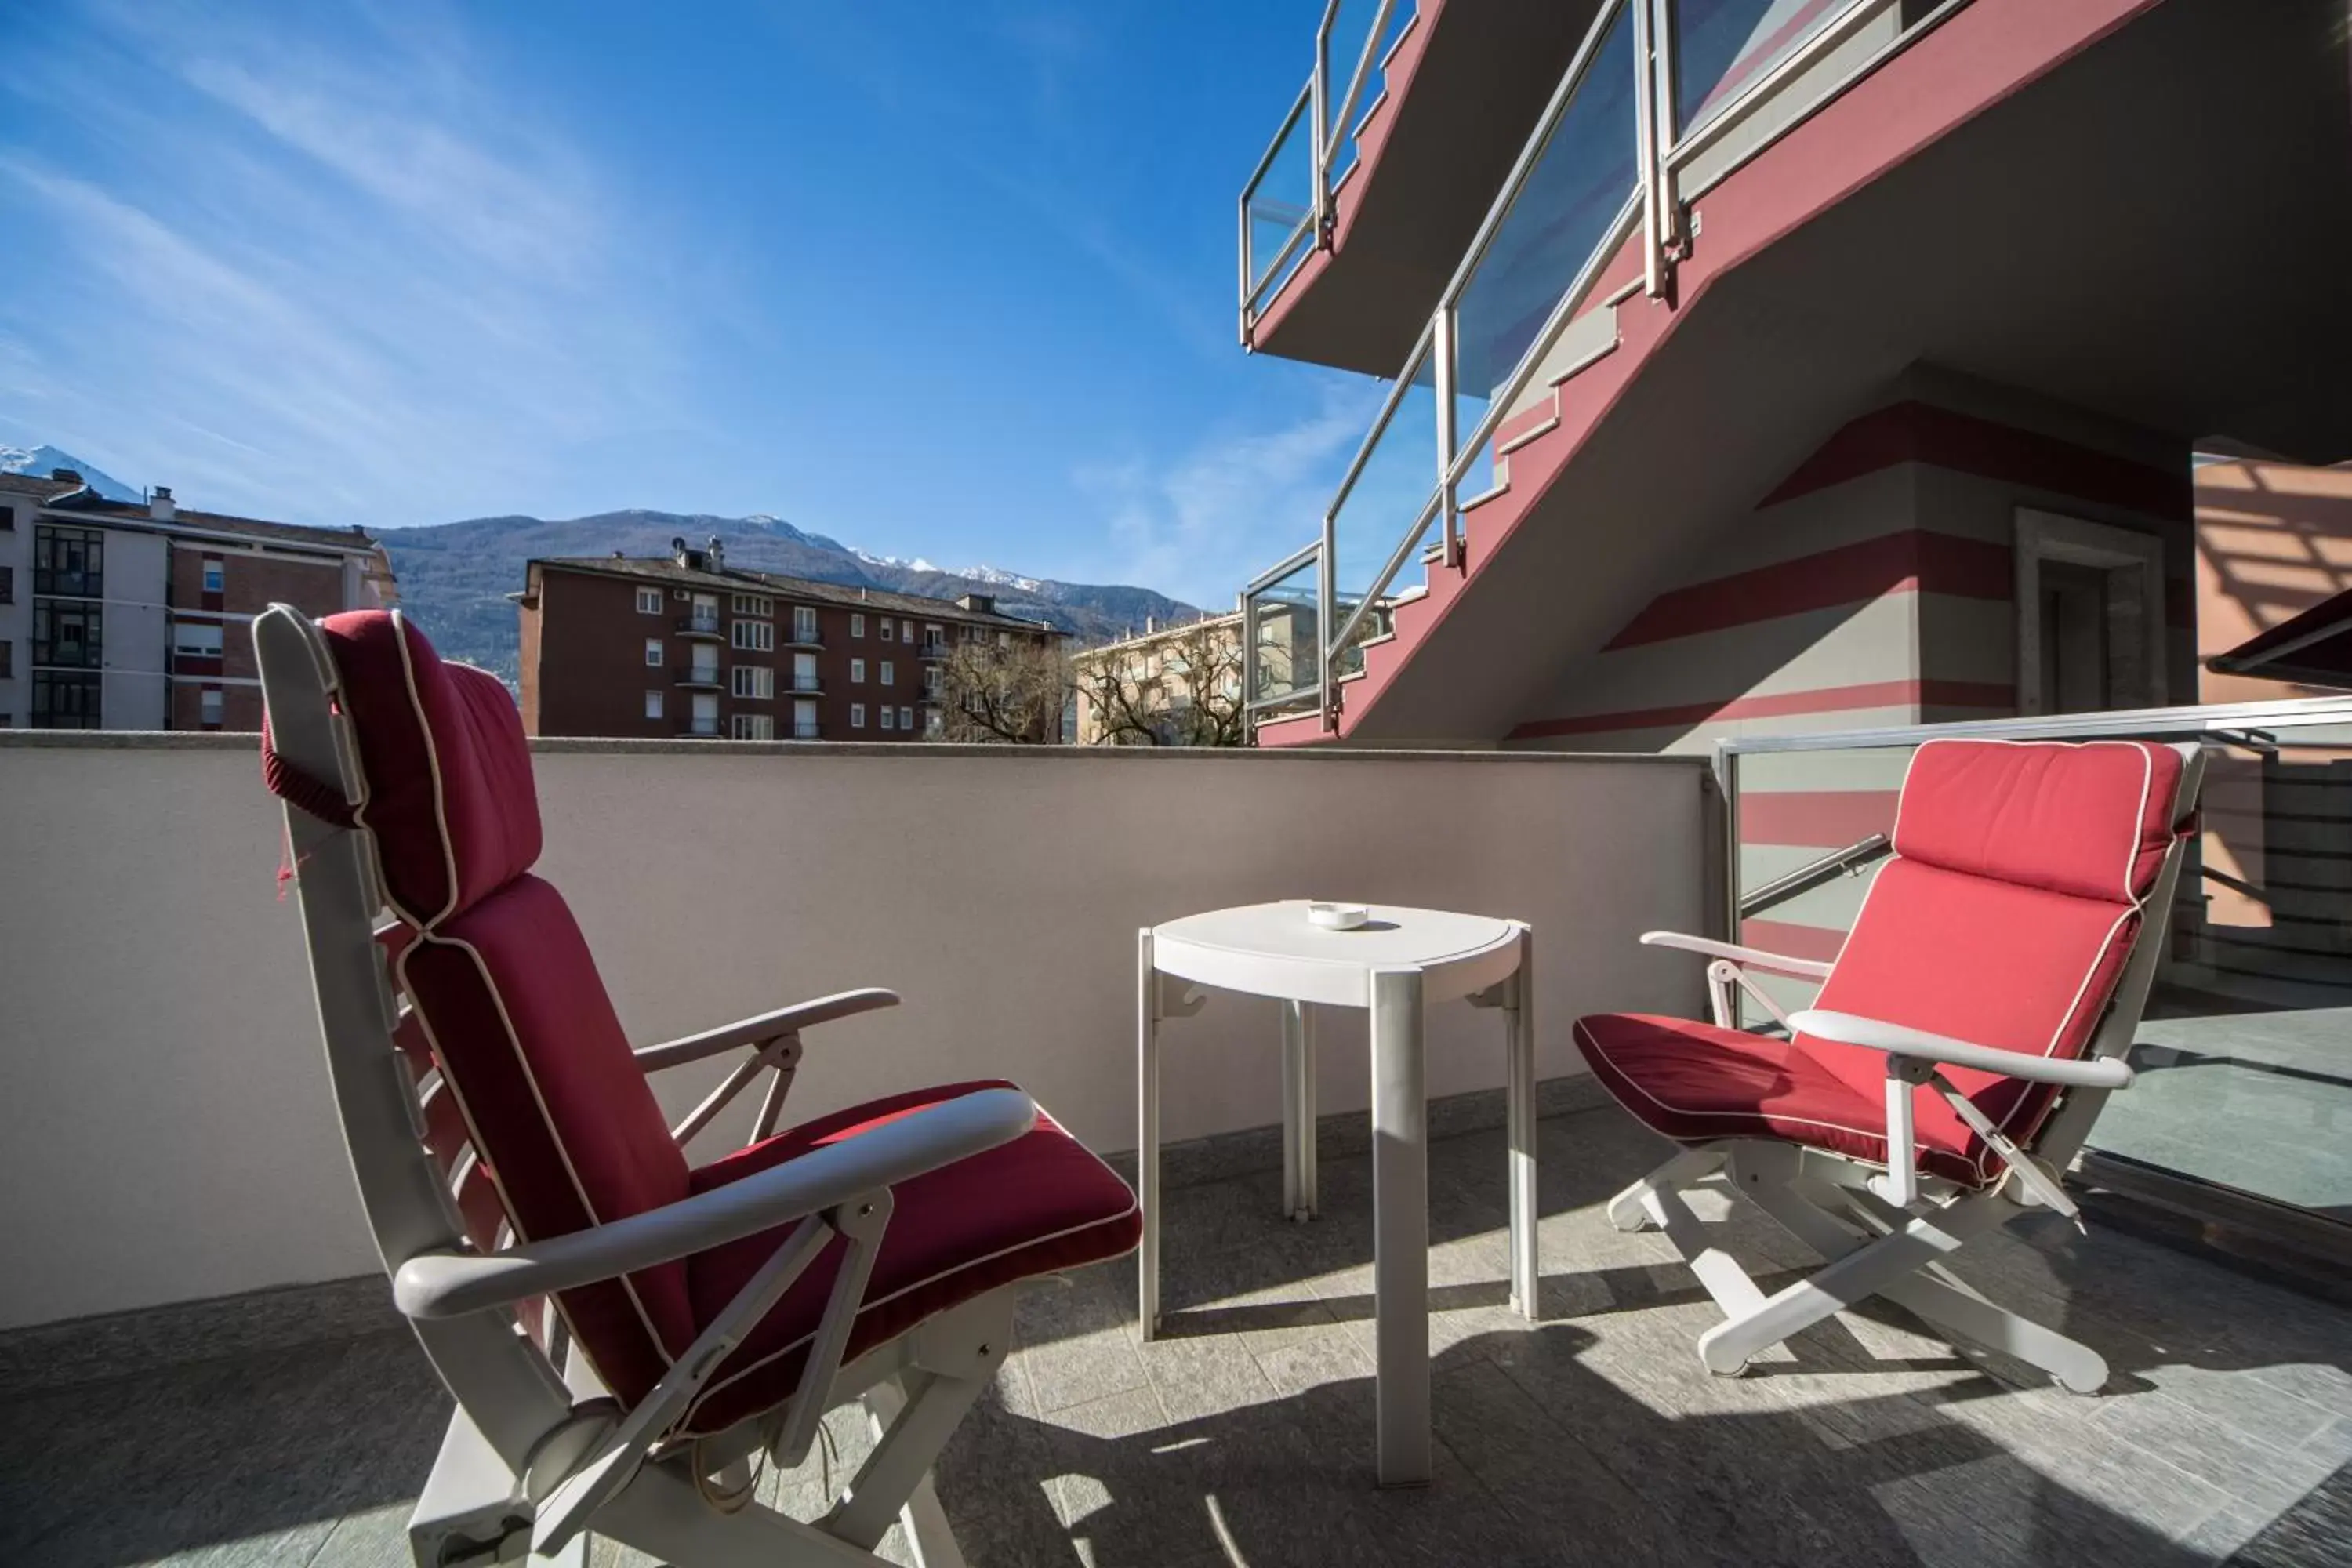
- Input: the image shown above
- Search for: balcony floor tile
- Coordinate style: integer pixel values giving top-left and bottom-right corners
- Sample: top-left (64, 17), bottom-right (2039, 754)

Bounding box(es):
top-left (7, 1100), bottom-right (2350, 1568)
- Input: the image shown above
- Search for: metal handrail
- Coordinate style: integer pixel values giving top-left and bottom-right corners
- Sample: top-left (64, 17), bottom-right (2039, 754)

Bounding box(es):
top-left (1323, 0), bottom-right (1398, 170)
top-left (1740, 833), bottom-right (1890, 919)
top-left (1717, 695), bottom-right (2352, 757)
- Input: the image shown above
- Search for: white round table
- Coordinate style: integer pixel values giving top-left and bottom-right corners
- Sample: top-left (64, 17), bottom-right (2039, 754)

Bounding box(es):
top-left (1137, 901), bottom-right (1537, 1487)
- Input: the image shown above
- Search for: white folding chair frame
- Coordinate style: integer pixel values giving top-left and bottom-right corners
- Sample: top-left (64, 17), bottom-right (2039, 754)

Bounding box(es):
top-left (1612, 745), bottom-right (2205, 1394)
top-left (256, 605), bottom-right (1024, 1567)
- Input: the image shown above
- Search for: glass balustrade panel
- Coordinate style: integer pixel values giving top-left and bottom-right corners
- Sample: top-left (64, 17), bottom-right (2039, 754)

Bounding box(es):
top-left (1247, 554), bottom-right (1322, 709)
top-left (1328, 346), bottom-right (1439, 669)
top-left (1447, 2), bottom-right (1639, 501)
top-left (1246, 88), bottom-right (1317, 304)
top-left (1671, 0), bottom-right (1867, 137)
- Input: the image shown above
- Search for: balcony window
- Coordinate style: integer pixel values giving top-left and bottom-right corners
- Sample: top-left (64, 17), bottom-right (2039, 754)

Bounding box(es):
top-left (793, 606), bottom-right (820, 644)
top-left (731, 713), bottom-right (774, 740)
top-left (733, 620), bottom-right (775, 652)
top-left (29, 670), bottom-right (99, 728)
top-left (33, 601), bottom-right (101, 670)
top-left (637, 587), bottom-right (662, 615)
top-left (33, 524), bottom-right (103, 597)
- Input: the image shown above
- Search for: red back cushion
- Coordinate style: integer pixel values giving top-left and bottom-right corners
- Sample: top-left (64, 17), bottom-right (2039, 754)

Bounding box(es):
top-left (320, 611), bottom-right (691, 1405)
top-left (1802, 739), bottom-right (2187, 1183)
top-left (318, 610), bottom-right (543, 926)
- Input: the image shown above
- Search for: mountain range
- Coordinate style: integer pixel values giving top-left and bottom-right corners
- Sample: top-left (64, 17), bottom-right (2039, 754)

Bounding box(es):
top-left (383, 511), bottom-right (1200, 681)
top-left (2, 445), bottom-right (1200, 681)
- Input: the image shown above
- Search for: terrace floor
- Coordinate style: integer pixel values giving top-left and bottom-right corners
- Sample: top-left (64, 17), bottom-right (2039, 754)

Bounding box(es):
top-left (5, 1098), bottom-right (2350, 1568)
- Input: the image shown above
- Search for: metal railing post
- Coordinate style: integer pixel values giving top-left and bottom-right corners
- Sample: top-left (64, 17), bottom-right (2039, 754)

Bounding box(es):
top-left (1237, 193), bottom-right (1253, 347)
top-left (1240, 590), bottom-right (1260, 740)
top-left (1651, 0), bottom-right (1680, 253)
top-left (1310, 3), bottom-right (1336, 243)
top-left (1632, 0), bottom-right (1663, 298)
top-left (1434, 306), bottom-right (1459, 567)
top-left (1318, 519), bottom-right (1338, 731)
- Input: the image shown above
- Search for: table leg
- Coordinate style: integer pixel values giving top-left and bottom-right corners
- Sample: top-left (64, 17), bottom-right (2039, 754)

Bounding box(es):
top-left (1370, 966), bottom-right (1430, 1486)
top-left (1298, 1002), bottom-right (1319, 1219)
top-left (1138, 928), bottom-right (1160, 1342)
top-left (1281, 999), bottom-right (1303, 1219)
top-left (1505, 924), bottom-right (1538, 1321)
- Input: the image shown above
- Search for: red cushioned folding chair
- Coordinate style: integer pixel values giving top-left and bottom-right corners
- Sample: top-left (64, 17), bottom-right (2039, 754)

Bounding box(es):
top-left (254, 605), bottom-right (1140, 1567)
top-left (1574, 738), bottom-right (2205, 1393)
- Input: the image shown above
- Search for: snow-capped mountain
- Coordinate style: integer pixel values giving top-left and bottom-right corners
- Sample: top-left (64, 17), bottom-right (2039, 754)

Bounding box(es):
top-left (0, 445), bottom-right (139, 503)
top-left (959, 564), bottom-right (1046, 593)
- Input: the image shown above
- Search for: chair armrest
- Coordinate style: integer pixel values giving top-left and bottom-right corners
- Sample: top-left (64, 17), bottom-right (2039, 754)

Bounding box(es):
top-left (393, 1086), bottom-right (1035, 1319)
top-left (1641, 931), bottom-right (1834, 981)
top-left (634, 987), bottom-right (900, 1073)
top-left (1790, 1009), bottom-right (2135, 1088)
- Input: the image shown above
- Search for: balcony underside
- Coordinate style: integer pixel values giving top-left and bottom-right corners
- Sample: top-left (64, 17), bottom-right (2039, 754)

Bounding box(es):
top-left (1250, 0), bottom-right (1606, 376)
top-left (7, 1098), bottom-right (2347, 1566)
top-left (1333, 0), bottom-right (2352, 743)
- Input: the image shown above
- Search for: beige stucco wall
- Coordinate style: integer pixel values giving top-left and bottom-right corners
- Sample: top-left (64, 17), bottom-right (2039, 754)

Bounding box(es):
top-left (0, 735), bottom-right (1709, 1330)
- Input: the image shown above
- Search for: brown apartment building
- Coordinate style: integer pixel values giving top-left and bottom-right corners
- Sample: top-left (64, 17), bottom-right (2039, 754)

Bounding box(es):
top-left (517, 538), bottom-right (1059, 741)
top-left (0, 469), bottom-right (397, 731)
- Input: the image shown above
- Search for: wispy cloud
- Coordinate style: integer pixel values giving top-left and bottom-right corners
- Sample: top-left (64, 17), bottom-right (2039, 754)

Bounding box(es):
top-left (1075, 377), bottom-right (1377, 609)
top-left (0, 0), bottom-right (701, 525)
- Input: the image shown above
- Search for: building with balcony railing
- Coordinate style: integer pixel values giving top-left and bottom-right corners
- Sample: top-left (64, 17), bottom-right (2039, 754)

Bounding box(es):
top-left (1224, 0), bottom-right (2352, 1269)
top-left (0, 469), bottom-right (396, 731)
top-left (515, 538), bottom-right (1059, 742)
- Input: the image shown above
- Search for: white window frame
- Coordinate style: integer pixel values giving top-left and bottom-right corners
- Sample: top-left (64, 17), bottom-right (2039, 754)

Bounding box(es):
top-left (731, 713), bottom-right (774, 740)
top-left (880, 706), bottom-right (895, 731)
top-left (173, 621), bottom-right (223, 659)
top-left (637, 587), bottom-right (662, 615)
top-left (898, 705), bottom-right (913, 731)
top-left (851, 657), bottom-right (866, 684)
top-left (2013, 509), bottom-right (2169, 716)
top-left (733, 620), bottom-right (775, 652)
top-left (902, 619), bottom-right (914, 642)
top-left (793, 605), bottom-right (819, 644)
top-left (199, 688), bottom-right (224, 724)
top-left (201, 557), bottom-right (225, 593)
top-left (733, 664), bottom-right (774, 699)
top-left (645, 690), bottom-right (664, 719)
top-left (645, 638), bottom-right (664, 667)
top-left (881, 661), bottom-right (895, 687)
top-left (851, 613), bottom-right (866, 638)
top-left (880, 619), bottom-right (895, 642)
top-left (851, 702), bottom-right (867, 728)
top-left (731, 593), bottom-right (772, 616)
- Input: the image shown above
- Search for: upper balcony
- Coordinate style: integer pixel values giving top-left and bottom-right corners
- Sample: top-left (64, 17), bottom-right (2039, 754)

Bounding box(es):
top-left (1, 723), bottom-right (2347, 1564)
top-left (1239, 0), bottom-right (2352, 746)
top-left (677, 612), bottom-right (725, 639)
top-left (1240, 2), bottom-right (1607, 374)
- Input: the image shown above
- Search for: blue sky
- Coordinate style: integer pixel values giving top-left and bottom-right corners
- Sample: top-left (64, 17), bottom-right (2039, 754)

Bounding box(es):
top-left (0, 0), bottom-right (1380, 608)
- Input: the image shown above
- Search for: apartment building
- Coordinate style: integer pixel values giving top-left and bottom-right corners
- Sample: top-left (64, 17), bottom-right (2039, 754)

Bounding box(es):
top-left (0, 469), bottom-right (397, 731)
top-left (515, 539), bottom-right (1059, 741)
top-left (1071, 610), bottom-right (1247, 746)
top-left (1233, 0), bottom-right (2352, 751)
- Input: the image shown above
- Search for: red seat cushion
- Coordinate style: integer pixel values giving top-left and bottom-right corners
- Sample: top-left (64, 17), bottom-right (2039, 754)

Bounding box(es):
top-left (1573, 1014), bottom-right (1984, 1185)
top-left (678, 1081), bottom-right (1142, 1437)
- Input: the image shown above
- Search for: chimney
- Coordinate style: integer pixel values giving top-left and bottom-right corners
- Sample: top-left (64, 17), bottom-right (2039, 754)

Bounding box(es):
top-left (49, 467), bottom-right (82, 485)
top-left (706, 535), bottom-right (725, 572)
top-left (150, 485), bottom-right (176, 521)
top-left (672, 535), bottom-right (704, 571)
top-left (958, 592), bottom-right (995, 615)
top-left (1145, 614), bottom-right (1156, 635)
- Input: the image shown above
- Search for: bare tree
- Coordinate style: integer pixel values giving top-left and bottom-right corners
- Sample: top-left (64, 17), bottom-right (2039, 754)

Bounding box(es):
top-left (1074, 615), bottom-right (1248, 747)
top-left (931, 637), bottom-right (1073, 743)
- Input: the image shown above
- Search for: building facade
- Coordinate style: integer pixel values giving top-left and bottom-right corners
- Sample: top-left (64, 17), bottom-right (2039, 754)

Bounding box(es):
top-left (0, 470), bottom-right (397, 731)
top-left (516, 540), bottom-right (1060, 742)
top-left (1072, 611), bottom-right (1246, 746)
